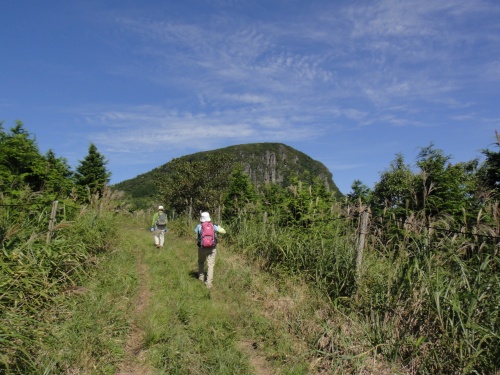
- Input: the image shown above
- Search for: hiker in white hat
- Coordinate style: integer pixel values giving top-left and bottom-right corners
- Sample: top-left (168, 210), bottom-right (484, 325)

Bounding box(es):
top-left (194, 211), bottom-right (226, 289)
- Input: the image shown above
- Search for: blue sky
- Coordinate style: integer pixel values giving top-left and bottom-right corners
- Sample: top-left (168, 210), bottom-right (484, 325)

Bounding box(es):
top-left (1, 0), bottom-right (499, 194)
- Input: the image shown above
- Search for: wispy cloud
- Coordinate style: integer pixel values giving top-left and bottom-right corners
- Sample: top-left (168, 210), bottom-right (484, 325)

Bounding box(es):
top-left (80, 103), bottom-right (325, 156)
top-left (81, 0), bottom-right (500, 181)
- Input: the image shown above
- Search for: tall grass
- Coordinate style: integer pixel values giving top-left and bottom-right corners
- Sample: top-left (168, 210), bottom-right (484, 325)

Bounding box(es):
top-left (141, 218), bottom-right (321, 374)
top-left (3, 187), bottom-right (497, 373)
top-left (0, 193), bottom-right (119, 373)
top-left (355, 211), bottom-right (500, 374)
top-left (226, 210), bottom-right (359, 300)
top-left (223, 204), bottom-right (500, 374)
top-left (37, 215), bottom-right (140, 374)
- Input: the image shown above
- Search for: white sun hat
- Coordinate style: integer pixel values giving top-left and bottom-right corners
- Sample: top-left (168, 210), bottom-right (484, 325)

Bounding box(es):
top-left (200, 212), bottom-right (211, 222)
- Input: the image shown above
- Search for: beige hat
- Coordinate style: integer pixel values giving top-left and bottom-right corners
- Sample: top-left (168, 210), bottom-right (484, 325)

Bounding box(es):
top-left (158, 205), bottom-right (164, 211)
top-left (200, 212), bottom-right (211, 222)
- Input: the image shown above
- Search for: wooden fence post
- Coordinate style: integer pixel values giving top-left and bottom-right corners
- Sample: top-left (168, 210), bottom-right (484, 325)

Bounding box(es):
top-left (46, 200), bottom-right (58, 244)
top-left (356, 209), bottom-right (369, 280)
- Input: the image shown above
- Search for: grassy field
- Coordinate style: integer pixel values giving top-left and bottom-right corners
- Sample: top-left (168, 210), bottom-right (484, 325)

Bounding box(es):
top-left (115, 218), bottom-right (321, 374)
top-left (6, 208), bottom-right (497, 374)
top-left (16, 215), bottom-right (403, 374)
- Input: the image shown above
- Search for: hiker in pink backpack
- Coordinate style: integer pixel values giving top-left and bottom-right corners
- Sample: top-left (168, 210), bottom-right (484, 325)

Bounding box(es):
top-left (194, 211), bottom-right (226, 289)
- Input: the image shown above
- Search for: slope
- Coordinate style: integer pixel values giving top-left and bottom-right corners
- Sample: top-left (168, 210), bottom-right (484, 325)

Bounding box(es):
top-left (112, 143), bottom-right (343, 209)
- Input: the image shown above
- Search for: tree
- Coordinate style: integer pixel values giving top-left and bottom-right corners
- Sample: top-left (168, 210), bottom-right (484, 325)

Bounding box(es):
top-left (156, 158), bottom-right (198, 214)
top-left (222, 164), bottom-right (257, 219)
top-left (372, 153), bottom-right (418, 217)
top-left (156, 153), bottom-right (233, 215)
top-left (42, 150), bottom-right (74, 198)
top-left (74, 143), bottom-right (111, 201)
top-left (415, 144), bottom-right (475, 219)
top-left (277, 177), bottom-right (335, 228)
top-left (478, 130), bottom-right (500, 200)
top-left (347, 179), bottom-right (372, 205)
top-left (0, 121), bottom-right (47, 194)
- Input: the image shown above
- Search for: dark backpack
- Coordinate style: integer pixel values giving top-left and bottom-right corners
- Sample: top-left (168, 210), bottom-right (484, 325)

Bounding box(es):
top-left (156, 213), bottom-right (167, 226)
top-left (199, 222), bottom-right (216, 248)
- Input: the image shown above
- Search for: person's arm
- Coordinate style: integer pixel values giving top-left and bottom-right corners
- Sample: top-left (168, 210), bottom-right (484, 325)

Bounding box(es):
top-left (215, 225), bottom-right (226, 234)
top-left (194, 224), bottom-right (201, 244)
top-left (152, 213), bottom-right (158, 227)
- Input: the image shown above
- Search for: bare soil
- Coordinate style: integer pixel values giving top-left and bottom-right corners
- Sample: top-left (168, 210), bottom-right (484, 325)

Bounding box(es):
top-left (237, 339), bottom-right (275, 375)
top-left (115, 248), bottom-right (153, 375)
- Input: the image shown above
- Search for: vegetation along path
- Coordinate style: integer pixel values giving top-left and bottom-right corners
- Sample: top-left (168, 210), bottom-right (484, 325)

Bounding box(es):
top-left (95, 219), bottom-right (292, 375)
top-left (42, 216), bottom-right (401, 374)
top-left (66, 217), bottom-right (393, 375)
top-left (110, 219), bottom-right (304, 375)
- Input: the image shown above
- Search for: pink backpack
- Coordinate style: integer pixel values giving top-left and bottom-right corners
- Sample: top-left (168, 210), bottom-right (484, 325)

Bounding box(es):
top-left (200, 222), bottom-right (216, 247)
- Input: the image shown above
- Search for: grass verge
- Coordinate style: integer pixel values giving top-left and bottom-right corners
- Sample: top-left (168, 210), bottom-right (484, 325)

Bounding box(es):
top-left (36, 217), bottom-right (140, 374)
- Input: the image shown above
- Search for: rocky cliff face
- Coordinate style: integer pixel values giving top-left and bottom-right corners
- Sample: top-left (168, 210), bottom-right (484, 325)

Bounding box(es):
top-left (241, 145), bottom-right (307, 185)
top-left (220, 143), bottom-right (338, 194)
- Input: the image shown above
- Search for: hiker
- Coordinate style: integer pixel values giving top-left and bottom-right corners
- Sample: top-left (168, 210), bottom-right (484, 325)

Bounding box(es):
top-left (194, 211), bottom-right (226, 289)
top-left (151, 205), bottom-right (168, 249)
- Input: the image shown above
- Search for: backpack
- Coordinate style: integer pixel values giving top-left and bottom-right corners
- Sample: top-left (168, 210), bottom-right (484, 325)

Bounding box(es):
top-left (156, 212), bottom-right (167, 226)
top-left (199, 222), bottom-right (216, 248)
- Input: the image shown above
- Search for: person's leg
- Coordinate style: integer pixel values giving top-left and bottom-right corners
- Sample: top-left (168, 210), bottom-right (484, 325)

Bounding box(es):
top-left (198, 247), bottom-right (208, 282)
top-left (154, 230), bottom-right (160, 247)
top-left (159, 230), bottom-right (165, 248)
top-left (205, 248), bottom-right (217, 288)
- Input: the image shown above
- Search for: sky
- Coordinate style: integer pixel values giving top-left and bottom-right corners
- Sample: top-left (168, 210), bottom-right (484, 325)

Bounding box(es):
top-left (1, 0), bottom-right (500, 194)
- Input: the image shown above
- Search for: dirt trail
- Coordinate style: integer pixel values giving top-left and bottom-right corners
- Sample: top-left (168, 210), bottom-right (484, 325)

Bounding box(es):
top-left (113, 234), bottom-right (277, 375)
top-left (115, 245), bottom-right (153, 375)
top-left (111, 227), bottom-right (311, 374)
top-left (238, 340), bottom-right (275, 375)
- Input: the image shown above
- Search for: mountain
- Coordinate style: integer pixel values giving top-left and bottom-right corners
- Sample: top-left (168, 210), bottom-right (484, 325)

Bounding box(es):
top-left (112, 143), bottom-right (342, 205)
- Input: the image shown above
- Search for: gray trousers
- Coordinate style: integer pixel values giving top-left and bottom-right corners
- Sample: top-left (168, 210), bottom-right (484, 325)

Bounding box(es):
top-left (198, 246), bottom-right (217, 287)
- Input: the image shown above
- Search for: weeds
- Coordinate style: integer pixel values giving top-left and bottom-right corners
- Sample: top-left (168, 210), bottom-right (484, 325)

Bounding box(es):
top-left (224, 204), bottom-right (500, 374)
top-left (1, 190), bottom-right (498, 373)
top-left (0, 193), bottom-right (119, 373)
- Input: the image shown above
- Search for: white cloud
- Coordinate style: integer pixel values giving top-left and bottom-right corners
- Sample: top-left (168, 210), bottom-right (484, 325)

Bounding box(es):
top-left (80, 102), bottom-right (327, 157)
top-left (88, 0), bottom-right (500, 175)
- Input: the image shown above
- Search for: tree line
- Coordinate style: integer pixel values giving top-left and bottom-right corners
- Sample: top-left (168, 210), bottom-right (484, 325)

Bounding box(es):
top-left (154, 131), bottom-right (500, 235)
top-left (349, 136), bottom-right (500, 227)
top-left (4, 120), bottom-right (499, 225)
top-left (0, 121), bottom-right (111, 204)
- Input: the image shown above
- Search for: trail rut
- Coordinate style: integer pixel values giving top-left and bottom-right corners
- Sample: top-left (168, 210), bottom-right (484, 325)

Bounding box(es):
top-left (115, 246), bottom-right (153, 375)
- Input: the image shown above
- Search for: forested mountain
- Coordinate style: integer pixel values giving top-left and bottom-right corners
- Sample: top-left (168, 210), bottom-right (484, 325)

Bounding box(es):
top-left (112, 143), bottom-right (342, 207)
